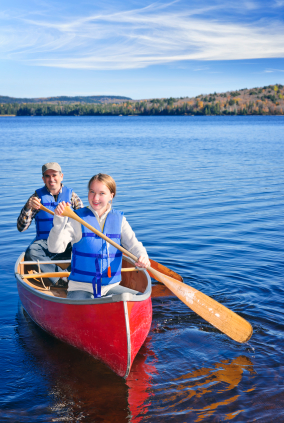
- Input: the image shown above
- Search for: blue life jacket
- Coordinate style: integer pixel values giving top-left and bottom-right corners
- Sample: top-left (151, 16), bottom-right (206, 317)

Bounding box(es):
top-left (34, 185), bottom-right (73, 240)
top-left (69, 207), bottom-right (123, 298)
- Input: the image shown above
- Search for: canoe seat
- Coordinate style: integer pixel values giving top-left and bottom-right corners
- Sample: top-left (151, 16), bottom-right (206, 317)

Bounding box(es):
top-left (106, 285), bottom-right (139, 296)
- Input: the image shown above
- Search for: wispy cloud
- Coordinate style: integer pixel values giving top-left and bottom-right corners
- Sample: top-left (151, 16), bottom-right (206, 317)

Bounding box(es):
top-left (265, 68), bottom-right (284, 72)
top-left (1, 2), bottom-right (284, 70)
top-left (193, 66), bottom-right (210, 71)
top-left (273, 0), bottom-right (284, 7)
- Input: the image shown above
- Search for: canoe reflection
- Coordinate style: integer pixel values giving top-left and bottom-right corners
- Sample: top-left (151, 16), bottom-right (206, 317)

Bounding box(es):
top-left (127, 339), bottom-right (158, 422)
top-left (15, 304), bottom-right (157, 422)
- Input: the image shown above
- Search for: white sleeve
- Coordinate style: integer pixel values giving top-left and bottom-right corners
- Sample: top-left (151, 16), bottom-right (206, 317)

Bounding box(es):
top-left (47, 214), bottom-right (82, 253)
top-left (120, 216), bottom-right (148, 259)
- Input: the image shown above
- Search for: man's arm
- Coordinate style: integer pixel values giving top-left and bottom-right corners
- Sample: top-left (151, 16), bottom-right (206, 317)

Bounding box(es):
top-left (70, 192), bottom-right (83, 210)
top-left (17, 193), bottom-right (40, 232)
top-left (17, 190), bottom-right (83, 232)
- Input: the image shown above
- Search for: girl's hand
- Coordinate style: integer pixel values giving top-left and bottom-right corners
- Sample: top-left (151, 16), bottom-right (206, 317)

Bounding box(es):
top-left (135, 255), bottom-right (150, 269)
top-left (55, 201), bottom-right (70, 216)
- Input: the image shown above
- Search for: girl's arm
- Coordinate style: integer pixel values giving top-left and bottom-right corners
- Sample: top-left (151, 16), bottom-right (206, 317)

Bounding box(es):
top-left (121, 216), bottom-right (150, 268)
top-left (47, 202), bottom-right (82, 253)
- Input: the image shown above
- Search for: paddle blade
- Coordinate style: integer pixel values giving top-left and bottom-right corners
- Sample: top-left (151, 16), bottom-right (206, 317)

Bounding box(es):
top-left (149, 267), bottom-right (253, 343)
top-left (148, 258), bottom-right (183, 282)
top-left (151, 284), bottom-right (174, 298)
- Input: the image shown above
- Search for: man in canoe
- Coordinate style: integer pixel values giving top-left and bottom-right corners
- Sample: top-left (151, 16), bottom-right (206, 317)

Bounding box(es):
top-left (48, 173), bottom-right (150, 299)
top-left (17, 162), bottom-right (83, 286)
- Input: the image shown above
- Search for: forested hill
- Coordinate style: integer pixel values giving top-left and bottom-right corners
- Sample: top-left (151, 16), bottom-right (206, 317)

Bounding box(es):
top-left (1, 84), bottom-right (284, 116)
top-left (0, 95), bottom-right (132, 104)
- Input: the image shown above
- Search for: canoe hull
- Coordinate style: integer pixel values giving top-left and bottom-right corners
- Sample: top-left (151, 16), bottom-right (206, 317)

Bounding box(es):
top-left (16, 253), bottom-right (152, 378)
top-left (17, 281), bottom-right (152, 377)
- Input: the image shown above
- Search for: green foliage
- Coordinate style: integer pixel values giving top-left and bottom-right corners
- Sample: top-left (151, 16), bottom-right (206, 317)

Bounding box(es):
top-left (1, 84), bottom-right (283, 117)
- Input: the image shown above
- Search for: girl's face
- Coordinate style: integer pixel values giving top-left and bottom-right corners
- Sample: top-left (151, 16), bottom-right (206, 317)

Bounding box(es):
top-left (88, 180), bottom-right (114, 217)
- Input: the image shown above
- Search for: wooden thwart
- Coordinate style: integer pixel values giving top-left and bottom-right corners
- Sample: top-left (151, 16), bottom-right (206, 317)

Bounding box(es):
top-left (40, 204), bottom-right (253, 343)
top-left (20, 268), bottom-right (139, 279)
top-left (23, 260), bottom-right (71, 265)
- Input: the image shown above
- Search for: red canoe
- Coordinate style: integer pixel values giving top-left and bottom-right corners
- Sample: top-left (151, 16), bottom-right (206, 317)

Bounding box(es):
top-left (14, 253), bottom-right (152, 378)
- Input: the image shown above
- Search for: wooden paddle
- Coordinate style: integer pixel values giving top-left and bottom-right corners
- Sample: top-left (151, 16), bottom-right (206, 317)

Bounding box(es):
top-left (42, 204), bottom-right (253, 343)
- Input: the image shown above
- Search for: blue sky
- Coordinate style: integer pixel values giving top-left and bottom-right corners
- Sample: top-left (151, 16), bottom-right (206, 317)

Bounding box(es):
top-left (1, 0), bottom-right (284, 99)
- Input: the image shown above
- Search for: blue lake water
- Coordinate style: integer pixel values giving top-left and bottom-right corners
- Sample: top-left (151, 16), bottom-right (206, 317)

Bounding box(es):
top-left (0, 115), bottom-right (284, 422)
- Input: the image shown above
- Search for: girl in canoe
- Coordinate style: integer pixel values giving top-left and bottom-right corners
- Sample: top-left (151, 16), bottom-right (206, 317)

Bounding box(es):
top-left (48, 173), bottom-right (150, 299)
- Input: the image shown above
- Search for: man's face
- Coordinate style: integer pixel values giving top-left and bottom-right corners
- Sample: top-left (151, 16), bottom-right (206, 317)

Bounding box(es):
top-left (42, 169), bottom-right (63, 194)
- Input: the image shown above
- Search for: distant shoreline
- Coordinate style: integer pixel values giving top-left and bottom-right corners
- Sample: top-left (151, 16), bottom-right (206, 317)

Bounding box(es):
top-left (1, 114), bottom-right (284, 118)
top-left (1, 84), bottom-right (283, 117)
top-left (1, 84), bottom-right (284, 117)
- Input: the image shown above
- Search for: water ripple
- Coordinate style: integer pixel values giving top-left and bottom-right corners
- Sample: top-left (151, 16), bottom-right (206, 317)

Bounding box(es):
top-left (0, 116), bottom-right (284, 422)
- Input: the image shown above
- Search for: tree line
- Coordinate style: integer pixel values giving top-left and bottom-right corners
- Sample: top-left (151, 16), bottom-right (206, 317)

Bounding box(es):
top-left (0, 101), bottom-right (282, 116)
top-left (1, 85), bottom-right (283, 116)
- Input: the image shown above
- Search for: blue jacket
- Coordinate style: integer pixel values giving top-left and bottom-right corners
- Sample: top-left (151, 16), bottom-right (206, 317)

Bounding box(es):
top-left (35, 185), bottom-right (73, 240)
top-left (69, 207), bottom-right (123, 297)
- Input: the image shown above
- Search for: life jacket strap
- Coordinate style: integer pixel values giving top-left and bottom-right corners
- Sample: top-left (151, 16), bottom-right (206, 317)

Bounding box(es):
top-left (74, 250), bottom-right (122, 259)
top-left (71, 268), bottom-right (121, 278)
top-left (93, 258), bottom-right (101, 298)
top-left (82, 233), bottom-right (121, 239)
top-left (42, 201), bottom-right (59, 207)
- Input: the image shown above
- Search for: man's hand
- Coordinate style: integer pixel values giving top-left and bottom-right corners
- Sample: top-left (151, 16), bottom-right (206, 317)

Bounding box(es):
top-left (26, 197), bottom-right (42, 211)
top-left (135, 255), bottom-right (150, 269)
top-left (55, 201), bottom-right (70, 216)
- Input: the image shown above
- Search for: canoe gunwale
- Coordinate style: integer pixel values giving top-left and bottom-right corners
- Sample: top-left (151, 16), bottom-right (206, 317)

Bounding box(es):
top-left (15, 252), bottom-right (152, 305)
